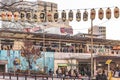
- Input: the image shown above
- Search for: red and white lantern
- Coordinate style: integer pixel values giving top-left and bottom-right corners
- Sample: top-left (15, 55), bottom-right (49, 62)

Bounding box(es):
top-left (20, 11), bottom-right (26, 21)
top-left (14, 11), bottom-right (19, 22)
top-left (7, 11), bottom-right (12, 21)
top-left (106, 7), bottom-right (111, 19)
top-left (76, 9), bottom-right (81, 22)
top-left (33, 11), bottom-right (38, 22)
top-left (26, 11), bottom-right (32, 22)
top-left (98, 8), bottom-right (104, 20)
top-left (90, 8), bottom-right (96, 20)
top-left (68, 10), bottom-right (73, 21)
top-left (47, 10), bottom-right (52, 22)
top-left (1, 11), bottom-right (6, 21)
top-left (114, 7), bottom-right (119, 19)
top-left (61, 10), bottom-right (66, 22)
top-left (83, 10), bottom-right (88, 21)
top-left (54, 10), bottom-right (58, 22)
top-left (40, 10), bottom-right (45, 22)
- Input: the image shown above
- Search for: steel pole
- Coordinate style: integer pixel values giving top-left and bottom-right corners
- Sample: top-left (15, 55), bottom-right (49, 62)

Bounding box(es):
top-left (43, 29), bottom-right (46, 73)
top-left (91, 20), bottom-right (94, 80)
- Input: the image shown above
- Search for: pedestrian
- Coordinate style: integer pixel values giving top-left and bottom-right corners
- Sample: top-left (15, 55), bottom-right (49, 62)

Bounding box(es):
top-left (49, 68), bottom-right (53, 76)
top-left (96, 69), bottom-right (107, 80)
top-left (56, 68), bottom-right (58, 77)
top-left (102, 70), bottom-right (107, 80)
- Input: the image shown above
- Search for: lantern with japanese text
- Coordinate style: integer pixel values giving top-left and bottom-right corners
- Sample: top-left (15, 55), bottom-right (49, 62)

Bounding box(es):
top-left (76, 9), bottom-right (81, 22)
top-left (68, 10), bottom-right (73, 21)
top-left (54, 10), bottom-right (58, 22)
top-left (114, 7), bottom-right (119, 19)
top-left (83, 10), bottom-right (88, 21)
top-left (26, 11), bottom-right (32, 22)
top-left (1, 10), bottom-right (6, 21)
top-left (20, 11), bottom-right (26, 21)
top-left (47, 10), bottom-right (52, 22)
top-left (40, 10), bottom-right (45, 22)
top-left (7, 11), bottom-right (12, 21)
top-left (33, 11), bottom-right (38, 22)
top-left (98, 8), bottom-right (104, 20)
top-left (61, 10), bottom-right (66, 22)
top-left (14, 11), bottom-right (19, 22)
top-left (106, 7), bottom-right (111, 19)
top-left (90, 8), bottom-right (96, 20)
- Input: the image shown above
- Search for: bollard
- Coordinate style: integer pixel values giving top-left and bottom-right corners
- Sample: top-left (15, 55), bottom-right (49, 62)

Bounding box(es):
top-left (3, 72), bottom-right (5, 79)
top-left (61, 75), bottom-right (62, 80)
top-left (25, 74), bottom-right (27, 80)
top-left (16, 73), bottom-right (19, 80)
top-left (63, 77), bottom-right (65, 80)
top-left (52, 74), bottom-right (53, 80)
top-left (34, 74), bottom-right (37, 80)
top-left (9, 73), bottom-right (11, 79)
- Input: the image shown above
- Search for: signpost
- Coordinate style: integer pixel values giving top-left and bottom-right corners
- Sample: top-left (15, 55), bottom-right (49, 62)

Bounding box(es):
top-left (105, 59), bottom-right (112, 80)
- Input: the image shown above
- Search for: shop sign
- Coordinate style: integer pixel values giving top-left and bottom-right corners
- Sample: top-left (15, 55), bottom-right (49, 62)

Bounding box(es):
top-left (105, 59), bottom-right (112, 64)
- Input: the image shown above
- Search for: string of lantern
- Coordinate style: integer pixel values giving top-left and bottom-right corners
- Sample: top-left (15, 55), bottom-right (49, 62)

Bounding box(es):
top-left (0, 6), bottom-right (119, 22)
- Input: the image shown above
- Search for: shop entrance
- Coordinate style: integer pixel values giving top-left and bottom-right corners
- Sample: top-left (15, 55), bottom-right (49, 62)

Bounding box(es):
top-left (0, 64), bottom-right (5, 72)
top-left (78, 62), bottom-right (91, 76)
top-left (57, 63), bottom-right (67, 74)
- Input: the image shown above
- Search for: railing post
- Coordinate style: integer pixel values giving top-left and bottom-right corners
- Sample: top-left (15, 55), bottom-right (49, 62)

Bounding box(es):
top-left (25, 74), bottom-right (27, 80)
top-left (52, 74), bottom-right (53, 80)
top-left (16, 73), bottom-right (18, 80)
top-left (3, 72), bottom-right (5, 79)
top-left (61, 75), bottom-right (62, 80)
top-left (9, 72), bottom-right (11, 79)
top-left (34, 74), bottom-right (36, 80)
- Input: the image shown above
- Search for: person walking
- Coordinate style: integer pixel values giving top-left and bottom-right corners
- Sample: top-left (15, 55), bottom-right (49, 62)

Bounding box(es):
top-left (96, 69), bottom-right (107, 80)
top-left (49, 68), bottom-right (53, 76)
top-left (102, 70), bottom-right (107, 80)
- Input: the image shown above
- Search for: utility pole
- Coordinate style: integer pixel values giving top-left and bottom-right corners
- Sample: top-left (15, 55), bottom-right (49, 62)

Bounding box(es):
top-left (91, 20), bottom-right (94, 80)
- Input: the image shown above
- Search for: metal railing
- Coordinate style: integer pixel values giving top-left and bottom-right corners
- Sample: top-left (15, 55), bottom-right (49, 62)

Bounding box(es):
top-left (0, 72), bottom-right (85, 80)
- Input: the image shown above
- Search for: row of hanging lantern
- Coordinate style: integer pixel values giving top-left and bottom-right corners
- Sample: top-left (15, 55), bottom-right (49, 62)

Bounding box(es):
top-left (0, 7), bottom-right (119, 22)
top-left (0, 10), bottom-right (59, 22)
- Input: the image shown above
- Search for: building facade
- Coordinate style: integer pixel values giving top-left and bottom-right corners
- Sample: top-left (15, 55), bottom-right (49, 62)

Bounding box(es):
top-left (88, 25), bottom-right (106, 39)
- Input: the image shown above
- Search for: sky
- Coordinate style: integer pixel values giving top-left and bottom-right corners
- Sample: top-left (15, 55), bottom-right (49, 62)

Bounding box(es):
top-left (27, 0), bottom-right (120, 40)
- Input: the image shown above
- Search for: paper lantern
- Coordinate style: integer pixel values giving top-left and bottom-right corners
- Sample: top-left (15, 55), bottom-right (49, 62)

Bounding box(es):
top-left (83, 10), bottom-right (88, 21)
top-left (20, 11), bottom-right (26, 21)
top-left (61, 10), bottom-right (66, 22)
top-left (26, 11), bottom-right (32, 22)
top-left (54, 10), bottom-right (58, 22)
top-left (14, 11), bottom-right (19, 22)
top-left (98, 8), bottom-right (104, 20)
top-left (40, 10), bottom-right (45, 22)
top-left (1, 11), bottom-right (6, 21)
top-left (68, 10), bottom-right (73, 21)
top-left (114, 7), bottom-right (119, 18)
top-left (33, 11), bottom-right (38, 22)
top-left (7, 11), bottom-right (12, 21)
top-left (47, 10), bottom-right (52, 22)
top-left (106, 7), bottom-right (111, 19)
top-left (90, 8), bottom-right (96, 20)
top-left (76, 9), bottom-right (81, 22)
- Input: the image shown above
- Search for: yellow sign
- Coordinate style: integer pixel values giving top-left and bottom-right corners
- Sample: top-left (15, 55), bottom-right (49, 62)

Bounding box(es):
top-left (105, 59), bottom-right (112, 64)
